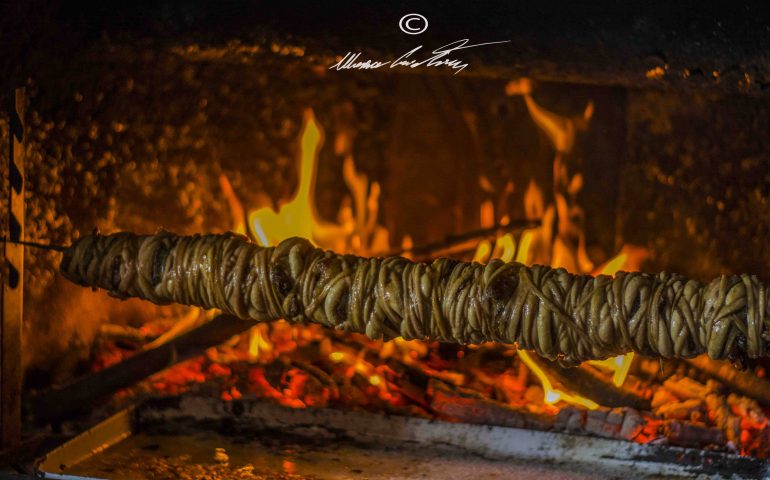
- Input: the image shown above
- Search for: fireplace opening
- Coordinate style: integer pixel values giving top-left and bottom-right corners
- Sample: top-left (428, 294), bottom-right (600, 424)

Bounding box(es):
top-left (3, 2), bottom-right (770, 479)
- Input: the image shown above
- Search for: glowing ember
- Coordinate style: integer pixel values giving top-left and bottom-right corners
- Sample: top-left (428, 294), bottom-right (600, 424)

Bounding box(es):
top-left (329, 351), bottom-right (345, 362)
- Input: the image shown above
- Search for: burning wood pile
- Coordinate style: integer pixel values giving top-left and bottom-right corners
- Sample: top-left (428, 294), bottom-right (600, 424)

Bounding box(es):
top-left (79, 313), bottom-right (770, 458)
top-left (30, 91), bottom-right (770, 464)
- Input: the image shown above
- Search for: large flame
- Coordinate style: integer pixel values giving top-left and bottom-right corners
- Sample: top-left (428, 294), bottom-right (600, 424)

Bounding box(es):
top-left (239, 108), bottom-right (390, 359)
top-left (247, 109), bottom-right (389, 255)
top-left (249, 109), bottom-right (336, 247)
top-left (230, 95), bottom-right (647, 411)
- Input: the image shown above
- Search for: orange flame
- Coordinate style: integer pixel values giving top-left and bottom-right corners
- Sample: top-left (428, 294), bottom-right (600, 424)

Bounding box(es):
top-left (248, 324), bottom-right (272, 359)
top-left (248, 109), bottom-right (336, 247)
top-left (219, 175), bottom-right (246, 235)
top-left (248, 109), bottom-right (388, 254)
top-left (518, 351), bottom-right (598, 409)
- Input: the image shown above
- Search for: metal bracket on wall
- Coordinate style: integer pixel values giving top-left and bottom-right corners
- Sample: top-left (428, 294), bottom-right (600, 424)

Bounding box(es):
top-left (2, 87), bottom-right (25, 448)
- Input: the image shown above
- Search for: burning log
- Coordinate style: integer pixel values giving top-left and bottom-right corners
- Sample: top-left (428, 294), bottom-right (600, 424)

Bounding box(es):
top-left (98, 323), bottom-right (157, 346)
top-left (705, 393), bottom-right (742, 446)
top-left (28, 314), bottom-right (256, 424)
top-left (428, 380), bottom-right (552, 431)
top-left (554, 406), bottom-right (649, 442)
top-left (651, 389), bottom-right (679, 409)
top-left (60, 232), bottom-right (770, 366)
top-left (633, 357), bottom-right (681, 383)
top-left (664, 421), bottom-right (725, 448)
top-left (654, 398), bottom-right (704, 421)
top-left (661, 376), bottom-right (716, 400)
top-left (686, 356), bottom-right (770, 408)
top-left (531, 357), bottom-right (651, 410)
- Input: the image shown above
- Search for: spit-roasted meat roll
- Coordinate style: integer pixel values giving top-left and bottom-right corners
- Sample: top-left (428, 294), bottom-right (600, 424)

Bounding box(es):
top-left (60, 231), bottom-right (768, 366)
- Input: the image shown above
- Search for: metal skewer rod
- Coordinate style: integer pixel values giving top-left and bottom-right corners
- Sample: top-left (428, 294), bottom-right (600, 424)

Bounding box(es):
top-left (0, 236), bottom-right (68, 253)
top-left (387, 218), bottom-right (541, 258)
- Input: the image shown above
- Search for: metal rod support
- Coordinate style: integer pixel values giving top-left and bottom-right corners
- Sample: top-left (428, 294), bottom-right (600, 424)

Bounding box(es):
top-left (2, 87), bottom-right (25, 447)
top-left (0, 237), bottom-right (67, 253)
top-left (29, 314), bottom-right (256, 425)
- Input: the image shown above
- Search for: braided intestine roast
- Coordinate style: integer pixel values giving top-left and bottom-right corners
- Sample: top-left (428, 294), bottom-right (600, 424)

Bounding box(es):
top-left (59, 231), bottom-right (770, 366)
